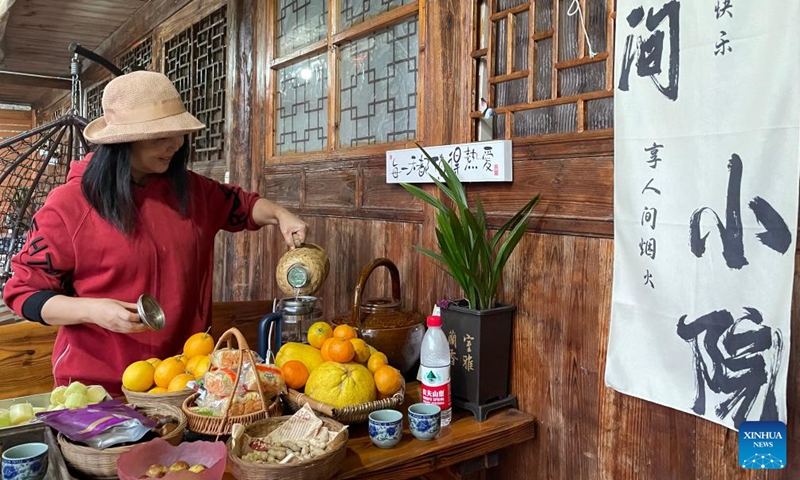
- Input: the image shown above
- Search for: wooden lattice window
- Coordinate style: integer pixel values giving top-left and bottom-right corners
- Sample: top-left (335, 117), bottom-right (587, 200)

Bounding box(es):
top-left (164, 6), bottom-right (227, 164)
top-left (83, 38), bottom-right (154, 122)
top-left (473, 0), bottom-right (615, 140)
top-left (270, 0), bottom-right (419, 157)
top-left (118, 37), bottom-right (154, 74)
top-left (83, 81), bottom-right (109, 122)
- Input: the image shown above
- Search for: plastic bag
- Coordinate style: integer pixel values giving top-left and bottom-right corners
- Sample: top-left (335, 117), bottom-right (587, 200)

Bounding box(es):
top-left (35, 399), bottom-right (157, 449)
top-left (117, 438), bottom-right (226, 480)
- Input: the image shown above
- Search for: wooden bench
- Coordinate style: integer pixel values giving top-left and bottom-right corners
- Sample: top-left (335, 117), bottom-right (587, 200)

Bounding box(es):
top-left (0, 300), bottom-right (273, 400)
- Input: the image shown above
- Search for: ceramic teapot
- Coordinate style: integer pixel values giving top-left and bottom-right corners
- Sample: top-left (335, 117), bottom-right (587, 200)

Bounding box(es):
top-left (275, 233), bottom-right (330, 297)
top-left (331, 257), bottom-right (425, 376)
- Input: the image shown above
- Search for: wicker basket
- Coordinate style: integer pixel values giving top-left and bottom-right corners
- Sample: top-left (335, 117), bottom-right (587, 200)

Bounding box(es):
top-left (182, 327), bottom-right (282, 436)
top-left (122, 386), bottom-right (194, 409)
top-left (284, 380), bottom-right (405, 424)
top-left (226, 416), bottom-right (348, 480)
top-left (57, 402), bottom-right (186, 479)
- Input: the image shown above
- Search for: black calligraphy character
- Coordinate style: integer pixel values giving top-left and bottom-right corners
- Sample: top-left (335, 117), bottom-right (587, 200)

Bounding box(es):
top-left (642, 206), bottom-right (657, 229)
top-left (464, 147), bottom-right (478, 170)
top-left (391, 159), bottom-right (399, 179)
top-left (677, 308), bottom-right (783, 428)
top-left (618, 0), bottom-right (680, 101)
top-left (448, 147), bottom-right (462, 174)
top-left (689, 154), bottom-right (792, 270)
top-left (715, 31), bottom-right (732, 56)
top-left (643, 270), bottom-right (655, 288)
top-left (714, 0), bottom-right (733, 19)
top-left (645, 142), bottom-right (664, 168)
top-left (481, 146), bottom-right (494, 172)
top-left (639, 238), bottom-right (657, 259)
top-left (642, 178), bottom-right (661, 195)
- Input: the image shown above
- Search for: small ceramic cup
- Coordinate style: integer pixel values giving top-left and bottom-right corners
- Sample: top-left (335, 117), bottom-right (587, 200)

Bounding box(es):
top-left (368, 409), bottom-right (403, 449)
top-left (407, 403), bottom-right (441, 441)
top-left (2, 442), bottom-right (49, 480)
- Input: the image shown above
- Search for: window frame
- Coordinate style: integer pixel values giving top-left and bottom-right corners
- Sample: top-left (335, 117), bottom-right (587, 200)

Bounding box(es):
top-left (472, 0), bottom-right (616, 142)
top-left (265, 0), bottom-right (424, 163)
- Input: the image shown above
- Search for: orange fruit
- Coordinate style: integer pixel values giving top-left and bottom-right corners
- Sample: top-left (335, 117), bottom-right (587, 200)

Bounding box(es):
top-left (154, 357), bottom-right (186, 388)
top-left (145, 357), bottom-right (162, 368)
top-left (183, 332), bottom-right (215, 359)
top-left (328, 337), bottom-right (355, 363)
top-left (167, 373), bottom-right (195, 392)
top-left (349, 338), bottom-right (371, 364)
top-left (373, 365), bottom-right (403, 396)
top-left (320, 337), bottom-right (336, 362)
top-left (333, 324), bottom-right (357, 340)
top-left (281, 360), bottom-right (310, 390)
top-left (191, 355), bottom-right (212, 380)
top-left (367, 352), bottom-right (389, 373)
top-left (148, 386), bottom-right (168, 394)
top-left (122, 361), bottom-right (155, 392)
top-left (307, 322), bottom-right (333, 348)
top-left (173, 354), bottom-right (189, 367)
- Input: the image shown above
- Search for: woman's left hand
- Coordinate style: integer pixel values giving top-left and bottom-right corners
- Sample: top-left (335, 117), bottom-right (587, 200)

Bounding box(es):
top-left (277, 210), bottom-right (309, 248)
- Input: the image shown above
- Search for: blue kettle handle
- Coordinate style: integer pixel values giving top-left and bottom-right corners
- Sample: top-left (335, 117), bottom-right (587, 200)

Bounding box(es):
top-left (258, 312), bottom-right (283, 360)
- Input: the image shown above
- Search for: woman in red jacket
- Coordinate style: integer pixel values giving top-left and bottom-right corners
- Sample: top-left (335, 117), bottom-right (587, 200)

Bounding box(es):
top-left (2, 70), bottom-right (308, 396)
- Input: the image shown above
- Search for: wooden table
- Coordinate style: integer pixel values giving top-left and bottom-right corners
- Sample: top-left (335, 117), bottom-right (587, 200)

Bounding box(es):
top-left (224, 383), bottom-right (535, 480)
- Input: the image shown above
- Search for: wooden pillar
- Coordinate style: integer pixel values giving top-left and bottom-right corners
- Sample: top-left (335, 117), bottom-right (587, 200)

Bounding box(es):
top-left (415, 0), bottom-right (476, 314)
top-left (224, 0), bottom-right (255, 301)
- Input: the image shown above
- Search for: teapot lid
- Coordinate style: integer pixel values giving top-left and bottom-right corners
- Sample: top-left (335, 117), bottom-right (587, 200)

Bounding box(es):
top-left (361, 298), bottom-right (400, 313)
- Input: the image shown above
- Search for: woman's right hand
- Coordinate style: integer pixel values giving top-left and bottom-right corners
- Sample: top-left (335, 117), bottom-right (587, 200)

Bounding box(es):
top-left (86, 298), bottom-right (150, 333)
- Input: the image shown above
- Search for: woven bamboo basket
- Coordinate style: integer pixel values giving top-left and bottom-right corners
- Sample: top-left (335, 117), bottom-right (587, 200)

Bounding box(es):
top-left (226, 415), bottom-right (348, 480)
top-left (122, 386), bottom-right (193, 409)
top-left (284, 380), bottom-right (405, 424)
top-left (182, 327), bottom-right (282, 436)
top-left (57, 402), bottom-right (186, 479)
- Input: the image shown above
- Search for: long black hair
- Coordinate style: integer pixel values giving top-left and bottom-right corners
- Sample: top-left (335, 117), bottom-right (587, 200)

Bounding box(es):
top-left (81, 136), bottom-right (192, 235)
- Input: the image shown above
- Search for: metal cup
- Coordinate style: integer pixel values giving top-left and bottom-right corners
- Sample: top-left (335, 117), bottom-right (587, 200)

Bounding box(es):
top-left (137, 294), bottom-right (165, 331)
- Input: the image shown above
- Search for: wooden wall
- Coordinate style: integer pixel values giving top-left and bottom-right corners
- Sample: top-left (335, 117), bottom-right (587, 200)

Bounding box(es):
top-left (222, 1), bottom-right (799, 479)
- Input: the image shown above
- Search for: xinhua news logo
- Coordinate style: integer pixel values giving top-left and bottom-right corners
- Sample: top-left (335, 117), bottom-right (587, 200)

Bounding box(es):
top-left (739, 421), bottom-right (786, 469)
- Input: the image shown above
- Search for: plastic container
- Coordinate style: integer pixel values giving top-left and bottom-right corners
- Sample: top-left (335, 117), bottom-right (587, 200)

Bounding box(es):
top-left (419, 315), bottom-right (452, 426)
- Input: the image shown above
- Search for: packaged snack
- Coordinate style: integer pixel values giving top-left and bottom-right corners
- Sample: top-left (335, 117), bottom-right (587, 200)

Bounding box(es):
top-left (35, 399), bottom-right (157, 449)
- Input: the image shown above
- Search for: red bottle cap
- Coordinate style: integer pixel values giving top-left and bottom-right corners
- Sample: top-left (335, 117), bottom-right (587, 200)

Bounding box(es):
top-left (427, 315), bottom-right (442, 327)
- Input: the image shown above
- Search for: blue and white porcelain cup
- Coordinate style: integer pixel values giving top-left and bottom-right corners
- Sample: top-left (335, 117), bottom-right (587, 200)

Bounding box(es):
top-left (408, 403), bottom-right (441, 441)
top-left (2, 442), bottom-right (48, 480)
top-left (368, 409), bottom-right (403, 449)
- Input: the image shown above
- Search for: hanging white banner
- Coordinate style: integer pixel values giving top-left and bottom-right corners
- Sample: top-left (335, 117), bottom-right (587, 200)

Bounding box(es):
top-left (606, 0), bottom-right (798, 431)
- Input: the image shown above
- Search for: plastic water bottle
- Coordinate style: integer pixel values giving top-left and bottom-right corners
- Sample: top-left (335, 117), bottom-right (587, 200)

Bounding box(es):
top-left (420, 315), bottom-right (452, 426)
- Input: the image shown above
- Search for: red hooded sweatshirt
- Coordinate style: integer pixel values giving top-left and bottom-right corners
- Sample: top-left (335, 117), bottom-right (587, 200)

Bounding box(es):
top-left (3, 154), bottom-right (262, 396)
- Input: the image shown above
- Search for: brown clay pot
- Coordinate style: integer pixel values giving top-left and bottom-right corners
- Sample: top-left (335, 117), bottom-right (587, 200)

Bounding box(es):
top-left (331, 258), bottom-right (425, 376)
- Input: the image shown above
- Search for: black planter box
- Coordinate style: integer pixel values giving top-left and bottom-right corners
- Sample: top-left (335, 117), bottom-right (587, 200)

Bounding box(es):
top-left (441, 302), bottom-right (516, 406)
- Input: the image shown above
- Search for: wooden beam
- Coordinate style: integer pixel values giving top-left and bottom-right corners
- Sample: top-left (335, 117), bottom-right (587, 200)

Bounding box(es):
top-left (32, 88), bottom-right (69, 112)
top-left (80, 0), bottom-right (194, 84)
top-left (0, 71), bottom-right (71, 90)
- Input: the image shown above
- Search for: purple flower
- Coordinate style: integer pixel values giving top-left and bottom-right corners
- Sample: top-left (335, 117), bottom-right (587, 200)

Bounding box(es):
top-left (436, 299), bottom-right (451, 309)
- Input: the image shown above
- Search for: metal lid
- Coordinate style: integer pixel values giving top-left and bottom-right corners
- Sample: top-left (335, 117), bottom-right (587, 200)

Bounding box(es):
top-left (137, 294), bottom-right (165, 331)
top-left (277, 295), bottom-right (318, 314)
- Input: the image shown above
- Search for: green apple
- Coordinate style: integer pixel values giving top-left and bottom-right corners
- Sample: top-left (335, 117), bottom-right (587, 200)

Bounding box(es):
top-left (0, 408), bottom-right (10, 427)
top-left (9, 403), bottom-right (34, 425)
top-left (86, 385), bottom-right (109, 404)
top-left (50, 385), bottom-right (68, 406)
top-left (64, 392), bottom-right (89, 410)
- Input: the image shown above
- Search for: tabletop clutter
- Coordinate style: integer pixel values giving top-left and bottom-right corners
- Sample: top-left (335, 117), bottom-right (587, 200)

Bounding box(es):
top-left (0, 254), bottom-right (463, 480)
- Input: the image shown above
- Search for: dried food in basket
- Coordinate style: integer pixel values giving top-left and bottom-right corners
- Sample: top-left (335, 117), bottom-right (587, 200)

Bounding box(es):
top-left (233, 405), bottom-right (347, 465)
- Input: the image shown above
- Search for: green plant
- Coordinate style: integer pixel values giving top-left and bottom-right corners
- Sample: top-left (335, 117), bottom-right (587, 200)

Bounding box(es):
top-left (400, 144), bottom-right (539, 311)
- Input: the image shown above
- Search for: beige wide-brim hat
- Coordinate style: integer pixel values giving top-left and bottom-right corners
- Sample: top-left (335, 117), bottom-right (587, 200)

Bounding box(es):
top-left (83, 70), bottom-right (205, 145)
